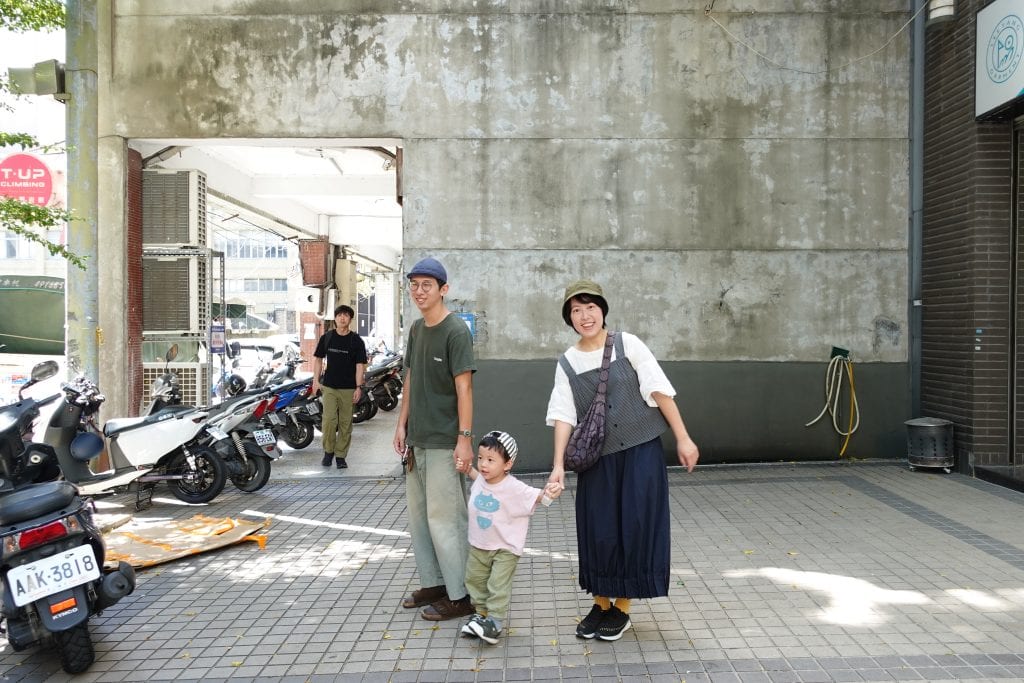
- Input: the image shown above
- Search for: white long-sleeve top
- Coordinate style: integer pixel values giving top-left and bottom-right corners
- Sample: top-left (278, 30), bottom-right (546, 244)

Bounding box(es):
top-left (545, 331), bottom-right (675, 427)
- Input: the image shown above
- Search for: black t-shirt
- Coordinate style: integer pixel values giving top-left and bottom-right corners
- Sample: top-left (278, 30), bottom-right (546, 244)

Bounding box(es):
top-left (314, 330), bottom-right (368, 389)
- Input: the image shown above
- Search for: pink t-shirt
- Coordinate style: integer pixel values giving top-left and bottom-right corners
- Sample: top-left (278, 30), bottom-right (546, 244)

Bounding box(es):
top-left (467, 474), bottom-right (542, 556)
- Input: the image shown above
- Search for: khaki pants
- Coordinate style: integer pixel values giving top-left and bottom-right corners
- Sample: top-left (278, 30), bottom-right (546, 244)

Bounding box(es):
top-left (406, 448), bottom-right (469, 598)
top-left (320, 386), bottom-right (354, 456)
top-left (465, 545), bottom-right (520, 622)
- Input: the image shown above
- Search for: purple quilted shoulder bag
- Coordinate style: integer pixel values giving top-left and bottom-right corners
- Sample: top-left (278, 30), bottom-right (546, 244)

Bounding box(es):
top-left (564, 332), bottom-right (615, 474)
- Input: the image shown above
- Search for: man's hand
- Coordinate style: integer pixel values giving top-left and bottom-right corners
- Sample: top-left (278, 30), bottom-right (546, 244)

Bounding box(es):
top-left (393, 425), bottom-right (406, 456)
top-left (453, 439), bottom-right (474, 471)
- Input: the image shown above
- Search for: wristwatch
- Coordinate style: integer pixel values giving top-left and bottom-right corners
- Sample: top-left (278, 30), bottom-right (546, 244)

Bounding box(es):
top-left (458, 429), bottom-right (472, 437)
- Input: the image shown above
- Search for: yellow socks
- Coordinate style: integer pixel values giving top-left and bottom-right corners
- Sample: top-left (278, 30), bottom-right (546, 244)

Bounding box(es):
top-left (613, 598), bottom-right (631, 614)
top-left (594, 596), bottom-right (611, 611)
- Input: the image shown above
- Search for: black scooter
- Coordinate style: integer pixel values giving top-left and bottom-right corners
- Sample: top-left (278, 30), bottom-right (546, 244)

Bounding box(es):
top-left (0, 361), bottom-right (136, 674)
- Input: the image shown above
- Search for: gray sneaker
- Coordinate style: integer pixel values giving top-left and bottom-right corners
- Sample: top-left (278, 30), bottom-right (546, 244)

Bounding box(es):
top-left (460, 613), bottom-right (485, 638)
top-left (469, 616), bottom-right (502, 645)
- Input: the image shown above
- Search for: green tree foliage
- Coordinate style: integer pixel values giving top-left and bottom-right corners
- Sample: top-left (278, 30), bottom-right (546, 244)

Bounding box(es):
top-left (0, 0), bottom-right (64, 32)
top-left (0, 0), bottom-right (84, 269)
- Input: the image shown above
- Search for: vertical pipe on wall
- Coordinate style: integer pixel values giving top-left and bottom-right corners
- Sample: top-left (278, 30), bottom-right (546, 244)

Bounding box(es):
top-left (64, 0), bottom-right (99, 381)
top-left (909, 0), bottom-right (925, 419)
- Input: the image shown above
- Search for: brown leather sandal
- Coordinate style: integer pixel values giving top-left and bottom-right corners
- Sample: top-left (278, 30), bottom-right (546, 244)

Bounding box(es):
top-left (401, 585), bottom-right (446, 609)
top-left (421, 595), bottom-right (474, 621)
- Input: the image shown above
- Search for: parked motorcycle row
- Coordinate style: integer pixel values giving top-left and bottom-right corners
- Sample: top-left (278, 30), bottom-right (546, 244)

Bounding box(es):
top-left (215, 341), bottom-right (404, 429)
top-left (0, 342), bottom-right (403, 673)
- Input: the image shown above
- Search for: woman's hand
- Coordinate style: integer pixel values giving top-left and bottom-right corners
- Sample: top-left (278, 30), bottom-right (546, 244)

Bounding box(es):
top-left (677, 436), bottom-right (699, 473)
top-left (548, 464), bottom-right (565, 490)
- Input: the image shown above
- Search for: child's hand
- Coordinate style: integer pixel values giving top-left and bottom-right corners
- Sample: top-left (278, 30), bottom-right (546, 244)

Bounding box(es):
top-left (543, 482), bottom-right (563, 500)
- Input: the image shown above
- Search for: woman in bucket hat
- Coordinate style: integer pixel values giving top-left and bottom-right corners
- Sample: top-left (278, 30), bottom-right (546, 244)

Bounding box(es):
top-left (546, 279), bottom-right (699, 641)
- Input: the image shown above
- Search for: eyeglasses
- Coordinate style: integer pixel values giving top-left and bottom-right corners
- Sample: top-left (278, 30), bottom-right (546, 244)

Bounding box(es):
top-left (408, 281), bottom-right (436, 292)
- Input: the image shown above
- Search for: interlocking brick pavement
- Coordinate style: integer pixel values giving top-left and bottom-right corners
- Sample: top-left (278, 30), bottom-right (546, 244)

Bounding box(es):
top-left (1, 461), bottom-right (1023, 682)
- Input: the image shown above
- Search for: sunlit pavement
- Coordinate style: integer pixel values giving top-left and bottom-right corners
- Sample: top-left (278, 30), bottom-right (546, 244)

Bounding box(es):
top-left (2, 420), bottom-right (1024, 681)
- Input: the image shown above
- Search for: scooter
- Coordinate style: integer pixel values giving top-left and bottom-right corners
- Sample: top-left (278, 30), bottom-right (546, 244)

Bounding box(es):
top-left (267, 378), bottom-right (316, 449)
top-left (203, 390), bottom-right (281, 493)
top-left (45, 375), bottom-right (227, 510)
top-left (363, 351), bottom-right (403, 412)
top-left (0, 362), bottom-right (136, 674)
top-left (0, 360), bottom-right (62, 486)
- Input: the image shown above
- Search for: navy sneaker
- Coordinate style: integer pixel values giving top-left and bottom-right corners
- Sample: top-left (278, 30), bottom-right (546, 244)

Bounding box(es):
top-left (469, 616), bottom-right (502, 645)
top-left (575, 604), bottom-right (606, 639)
top-left (460, 613), bottom-right (485, 638)
top-left (596, 606), bottom-right (631, 641)
top-left (321, 452), bottom-right (333, 467)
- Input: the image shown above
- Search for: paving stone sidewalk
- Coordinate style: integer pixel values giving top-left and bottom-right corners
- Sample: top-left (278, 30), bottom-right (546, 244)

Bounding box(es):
top-left (2, 462), bottom-right (1024, 682)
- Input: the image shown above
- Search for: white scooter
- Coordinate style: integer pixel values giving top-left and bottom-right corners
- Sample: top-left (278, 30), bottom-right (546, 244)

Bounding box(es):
top-left (45, 374), bottom-right (227, 510)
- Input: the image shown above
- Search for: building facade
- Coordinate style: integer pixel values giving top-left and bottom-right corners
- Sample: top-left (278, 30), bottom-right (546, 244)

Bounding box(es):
top-left (85, 2), bottom-right (913, 469)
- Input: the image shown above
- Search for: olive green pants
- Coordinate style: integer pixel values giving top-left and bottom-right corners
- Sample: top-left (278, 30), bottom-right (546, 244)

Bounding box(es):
top-left (320, 386), bottom-right (354, 456)
top-left (465, 545), bottom-right (520, 623)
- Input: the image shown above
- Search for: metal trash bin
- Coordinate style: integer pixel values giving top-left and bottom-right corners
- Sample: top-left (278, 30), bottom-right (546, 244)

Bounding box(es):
top-left (905, 417), bottom-right (954, 473)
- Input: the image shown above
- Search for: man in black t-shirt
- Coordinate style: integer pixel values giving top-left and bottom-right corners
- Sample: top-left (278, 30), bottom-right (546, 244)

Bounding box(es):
top-left (313, 305), bottom-right (367, 469)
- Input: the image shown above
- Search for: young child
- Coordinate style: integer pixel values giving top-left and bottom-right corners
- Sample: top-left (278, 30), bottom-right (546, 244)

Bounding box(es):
top-left (454, 430), bottom-right (563, 644)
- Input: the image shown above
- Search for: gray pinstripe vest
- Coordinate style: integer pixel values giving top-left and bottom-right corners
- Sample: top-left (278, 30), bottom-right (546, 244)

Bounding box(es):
top-left (558, 332), bottom-right (668, 456)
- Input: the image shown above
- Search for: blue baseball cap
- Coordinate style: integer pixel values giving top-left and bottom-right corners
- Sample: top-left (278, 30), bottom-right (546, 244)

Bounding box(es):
top-left (406, 257), bottom-right (447, 285)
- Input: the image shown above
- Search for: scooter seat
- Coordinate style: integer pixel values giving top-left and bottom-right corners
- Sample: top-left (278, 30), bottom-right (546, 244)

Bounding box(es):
top-left (104, 407), bottom-right (203, 438)
top-left (0, 481), bottom-right (78, 526)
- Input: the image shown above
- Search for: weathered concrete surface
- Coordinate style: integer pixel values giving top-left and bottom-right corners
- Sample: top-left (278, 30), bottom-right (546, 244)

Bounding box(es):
top-left (94, 2), bottom-right (912, 458)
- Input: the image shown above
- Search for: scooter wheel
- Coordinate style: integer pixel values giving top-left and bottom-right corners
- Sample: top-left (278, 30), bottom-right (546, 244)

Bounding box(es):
top-left (230, 441), bottom-right (273, 493)
top-left (167, 447), bottom-right (227, 504)
top-left (377, 394), bottom-right (399, 411)
top-left (281, 421), bottom-right (315, 450)
top-left (353, 400), bottom-right (373, 424)
top-left (56, 622), bottom-right (94, 674)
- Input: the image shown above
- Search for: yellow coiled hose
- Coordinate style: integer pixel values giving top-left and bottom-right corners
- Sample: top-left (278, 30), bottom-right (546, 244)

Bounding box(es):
top-left (805, 354), bottom-right (860, 457)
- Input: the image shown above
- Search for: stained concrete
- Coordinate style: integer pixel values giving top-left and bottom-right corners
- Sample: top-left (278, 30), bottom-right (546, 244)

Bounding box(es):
top-left (90, 3), bottom-right (912, 459)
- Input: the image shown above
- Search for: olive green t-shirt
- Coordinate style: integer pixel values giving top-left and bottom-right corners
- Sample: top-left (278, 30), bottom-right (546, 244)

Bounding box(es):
top-left (405, 313), bottom-right (476, 449)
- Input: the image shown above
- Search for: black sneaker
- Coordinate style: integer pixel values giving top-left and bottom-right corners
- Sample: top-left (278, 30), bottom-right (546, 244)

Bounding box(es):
top-left (321, 452), bottom-right (333, 467)
top-left (336, 457), bottom-right (347, 469)
top-left (596, 606), bottom-right (631, 641)
top-left (575, 604), bottom-right (606, 639)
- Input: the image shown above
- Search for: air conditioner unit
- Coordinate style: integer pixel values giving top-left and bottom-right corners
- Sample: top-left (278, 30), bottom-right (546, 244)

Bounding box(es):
top-left (142, 256), bottom-right (208, 334)
top-left (141, 362), bottom-right (210, 409)
top-left (142, 169), bottom-right (207, 248)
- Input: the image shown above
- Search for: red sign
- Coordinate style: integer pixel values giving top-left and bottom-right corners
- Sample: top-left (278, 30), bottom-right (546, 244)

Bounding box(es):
top-left (0, 153), bottom-right (53, 206)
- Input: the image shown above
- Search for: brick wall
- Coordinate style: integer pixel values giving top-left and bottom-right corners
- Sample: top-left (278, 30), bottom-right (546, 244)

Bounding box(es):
top-left (922, 1), bottom-right (1016, 468)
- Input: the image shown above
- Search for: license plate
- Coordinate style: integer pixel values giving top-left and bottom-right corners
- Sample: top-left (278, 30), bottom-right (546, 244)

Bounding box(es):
top-left (207, 426), bottom-right (229, 441)
top-left (306, 402), bottom-right (320, 415)
top-left (8, 544), bottom-right (100, 607)
top-left (252, 429), bottom-right (276, 446)
top-left (267, 412), bottom-right (283, 426)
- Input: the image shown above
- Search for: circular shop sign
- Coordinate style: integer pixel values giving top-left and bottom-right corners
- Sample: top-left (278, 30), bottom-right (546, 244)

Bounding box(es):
top-left (0, 153), bottom-right (53, 206)
top-left (987, 14), bottom-right (1024, 84)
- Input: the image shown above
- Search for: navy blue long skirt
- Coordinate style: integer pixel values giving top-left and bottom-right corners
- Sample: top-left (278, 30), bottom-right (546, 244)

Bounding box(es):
top-left (575, 437), bottom-right (670, 598)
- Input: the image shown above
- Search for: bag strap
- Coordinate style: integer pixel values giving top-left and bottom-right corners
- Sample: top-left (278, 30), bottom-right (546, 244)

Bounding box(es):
top-left (322, 328), bottom-right (335, 370)
top-left (594, 331), bottom-right (615, 404)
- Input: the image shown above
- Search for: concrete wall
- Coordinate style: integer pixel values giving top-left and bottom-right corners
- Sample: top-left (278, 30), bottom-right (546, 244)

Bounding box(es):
top-left (96, 2), bottom-right (911, 465)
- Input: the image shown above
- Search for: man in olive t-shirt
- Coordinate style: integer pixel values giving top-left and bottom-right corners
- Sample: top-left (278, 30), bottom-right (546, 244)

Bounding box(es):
top-left (393, 257), bottom-right (477, 621)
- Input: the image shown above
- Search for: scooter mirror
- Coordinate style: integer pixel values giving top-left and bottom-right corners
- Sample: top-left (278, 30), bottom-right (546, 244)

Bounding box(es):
top-left (30, 360), bottom-right (59, 383)
top-left (166, 344), bottom-right (179, 363)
